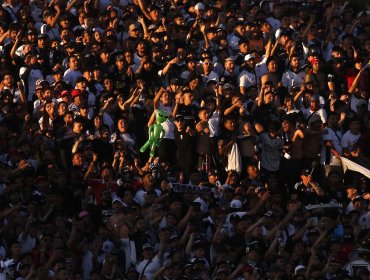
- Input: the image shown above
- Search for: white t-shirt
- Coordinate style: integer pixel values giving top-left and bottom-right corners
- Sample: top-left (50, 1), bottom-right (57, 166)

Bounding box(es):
top-left (281, 69), bottom-right (305, 90)
top-left (208, 110), bottom-right (220, 138)
top-left (19, 67), bottom-right (44, 101)
top-left (321, 127), bottom-right (342, 166)
top-left (40, 23), bottom-right (60, 40)
top-left (239, 69), bottom-right (257, 88)
top-left (63, 69), bottom-right (82, 87)
top-left (341, 130), bottom-right (360, 152)
top-left (17, 233), bottom-right (36, 254)
top-left (260, 132), bottom-right (284, 172)
top-left (135, 255), bottom-right (161, 280)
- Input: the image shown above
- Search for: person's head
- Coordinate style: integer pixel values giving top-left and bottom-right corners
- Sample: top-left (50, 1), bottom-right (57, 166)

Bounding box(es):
top-left (290, 55), bottom-right (300, 68)
top-left (244, 53), bottom-right (255, 69)
top-left (198, 107), bottom-right (209, 122)
top-left (327, 112), bottom-right (339, 128)
top-left (75, 77), bottom-right (87, 91)
top-left (266, 56), bottom-right (277, 72)
top-left (264, 90), bottom-right (274, 105)
top-left (174, 115), bottom-right (186, 130)
top-left (72, 117), bottom-right (85, 135)
top-left (136, 40), bottom-right (147, 55)
top-left (201, 57), bottom-right (213, 73)
top-left (282, 117), bottom-right (294, 132)
top-left (224, 57), bottom-right (235, 73)
top-left (238, 38), bottom-right (249, 54)
top-left (2, 72), bottom-right (13, 88)
top-left (309, 95), bottom-right (320, 111)
top-left (115, 54), bottom-right (125, 70)
top-left (115, 117), bottom-right (127, 134)
top-left (142, 243), bottom-right (154, 259)
top-left (103, 77), bottom-right (114, 91)
top-left (68, 56), bottom-right (80, 71)
top-left (24, 52), bottom-right (37, 66)
top-left (100, 48), bottom-right (110, 63)
top-left (183, 90), bottom-right (194, 105)
top-left (43, 10), bottom-right (55, 25)
top-left (63, 111), bottom-right (74, 126)
top-left (142, 172), bottom-right (154, 190)
top-left (224, 118), bottom-right (236, 131)
top-left (346, 186), bottom-right (357, 200)
top-left (72, 152), bottom-right (84, 167)
top-left (349, 118), bottom-right (360, 134)
top-left (99, 124), bottom-right (110, 140)
top-left (268, 121), bottom-right (280, 138)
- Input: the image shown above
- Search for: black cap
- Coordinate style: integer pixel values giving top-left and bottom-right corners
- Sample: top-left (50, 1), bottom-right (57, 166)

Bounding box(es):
top-left (76, 77), bottom-right (87, 84)
top-left (170, 77), bottom-right (181, 85)
top-left (37, 33), bottom-right (48, 39)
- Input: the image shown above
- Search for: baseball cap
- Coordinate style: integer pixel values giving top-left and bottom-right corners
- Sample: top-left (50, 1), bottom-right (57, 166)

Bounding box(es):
top-left (115, 54), bottom-right (124, 61)
top-left (294, 265), bottom-right (306, 275)
top-left (60, 90), bottom-right (70, 97)
top-left (78, 210), bottom-right (89, 219)
top-left (225, 57), bottom-right (235, 62)
top-left (311, 58), bottom-right (320, 65)
top-left (71, 89), bottom-right (82, 98)
top-left (194, 2), bottom-right (205, 10)
top-left (76, 77), bottom-right (87, 84)
top-left (230, 199), bottom-right (243, 209)
top-left (148, 24), bottom-right (157, 31)
top-left (142, 243), bottom-right (154, 250)
top-left (112, 197), bottom-right (125, 206)
top-left (244, 54), bottom-right (255, 61)
top-left (222, 83), bottom-right (234, 90)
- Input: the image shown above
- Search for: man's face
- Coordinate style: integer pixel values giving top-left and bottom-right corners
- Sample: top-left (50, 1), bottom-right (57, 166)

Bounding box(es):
top-left (328, 114), bottom-right (339, 128)
top-left (69, 57), bottom-right (79, 70)
top-left (291, 57), bottom-right (299, 68)
top-left (225, 60), bottom-right (235, 72)
top-left (76, 81), bottom-right (87, 91)
top-left (245, 58), bottom-right (255, 68)
top-left (72, 122), bottom-right (84, 134)
top-left (2, 75), bottom-right (13, 87)
top-left (239, 42), bottom-right (248, 53)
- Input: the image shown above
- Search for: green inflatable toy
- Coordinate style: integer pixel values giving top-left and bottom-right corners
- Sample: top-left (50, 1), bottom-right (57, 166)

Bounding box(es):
top-left (140, 110), bottom-right (169, 157)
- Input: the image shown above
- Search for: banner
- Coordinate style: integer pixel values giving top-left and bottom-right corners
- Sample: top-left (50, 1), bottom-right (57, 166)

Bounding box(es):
top-left (169, 183), bottom-right (213, 194)
top-left (341, 157), bottom-right (370, 179)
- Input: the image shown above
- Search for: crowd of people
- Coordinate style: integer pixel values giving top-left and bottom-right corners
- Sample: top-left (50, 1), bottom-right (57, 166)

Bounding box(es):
top-left (0, 0), bottom-right (370, 279)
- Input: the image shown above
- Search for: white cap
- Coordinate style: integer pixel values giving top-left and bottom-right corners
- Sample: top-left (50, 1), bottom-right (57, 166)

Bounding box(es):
top-left (294, 265), bottom-right (306, 275)
top-left (230, 199), bottom-right (243, 209)
top-left (195, 2), bottom-right (205, 10)
top-left (244, 54), bottom-right (255, 61)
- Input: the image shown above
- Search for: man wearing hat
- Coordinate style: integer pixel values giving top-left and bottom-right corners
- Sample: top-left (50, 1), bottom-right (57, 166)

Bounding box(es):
top-left (220, 57), bottom-right (239, 91)
top-left (136, 236), bottom-right (165, 280)
top-left (292, 168), bottom-right (324, 205)
top-left (19, 51), bottom-right (44, 113)
top-left (239, 53), bottom-right (257, 95)
top-left (305, 57), bottom-right (329, 97)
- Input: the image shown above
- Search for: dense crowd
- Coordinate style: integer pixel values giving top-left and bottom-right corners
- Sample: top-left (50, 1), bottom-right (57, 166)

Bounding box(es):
top-left (0, 0), bottom-right (370, 279)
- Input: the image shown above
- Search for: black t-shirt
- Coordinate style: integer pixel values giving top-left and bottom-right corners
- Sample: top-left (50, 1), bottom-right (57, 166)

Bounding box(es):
top-left (174, 128), bottom-right (195, 175)
top-left (91, 138), bottom-right (113, 164)
top-left (293, 181), bottom-right (321, 205)
top-left (177, 104), bottom-right (198, 128)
